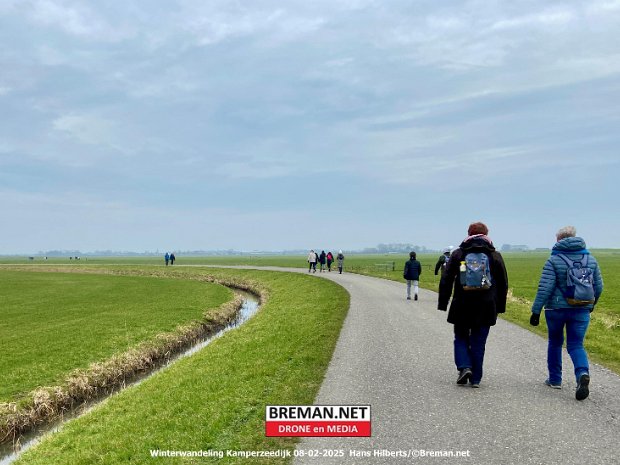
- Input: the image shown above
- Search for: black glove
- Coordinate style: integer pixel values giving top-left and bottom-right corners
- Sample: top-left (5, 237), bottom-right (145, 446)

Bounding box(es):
top-left (530, 313), bottom-right (540, 326)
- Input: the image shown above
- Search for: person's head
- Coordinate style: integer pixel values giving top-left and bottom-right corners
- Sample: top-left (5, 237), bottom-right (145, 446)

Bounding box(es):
top-left (409, 251), bottom-right (416, 259)
top-left (442, 247), bottom-right (451, 255)
top-left (339, 250), bottom-right (343, 254)
top-left (468, 222), bottom-right (489, 236)
top-left (556, 225), bottom-right (577, 241)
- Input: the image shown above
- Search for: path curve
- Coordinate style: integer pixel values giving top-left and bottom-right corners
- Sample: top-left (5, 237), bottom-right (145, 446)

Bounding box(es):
top-left (207, 266), bottom-right (620, 465)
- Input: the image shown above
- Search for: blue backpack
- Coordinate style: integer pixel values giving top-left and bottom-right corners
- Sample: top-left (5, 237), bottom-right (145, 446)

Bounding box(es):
top-left (557, 254), bottom-right (595, 306)
top-left (460, 252), bottom-right (492, 291)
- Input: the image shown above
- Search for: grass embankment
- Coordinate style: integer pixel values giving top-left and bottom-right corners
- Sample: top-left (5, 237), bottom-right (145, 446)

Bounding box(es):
top-left (0, 270), bottom-right (232, 403)
top-left (14, 266), bottom-right (349, 465)
top-left (0, 268), bottom-right (251, 443)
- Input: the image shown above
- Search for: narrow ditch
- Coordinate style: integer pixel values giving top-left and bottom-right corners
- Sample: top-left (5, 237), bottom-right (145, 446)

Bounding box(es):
top-left (0, 291), bottom-right (260, 465)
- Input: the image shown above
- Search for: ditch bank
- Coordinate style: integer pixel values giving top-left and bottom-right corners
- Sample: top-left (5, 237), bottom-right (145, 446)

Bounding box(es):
top-left (0, 268), bottom-right (266, 455)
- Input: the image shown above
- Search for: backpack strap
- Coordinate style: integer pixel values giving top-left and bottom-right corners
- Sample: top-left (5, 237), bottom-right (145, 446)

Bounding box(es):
top-left (556, 253), bottom-right (572, 267)
top-left (557, 253), bottom-right (588, 268)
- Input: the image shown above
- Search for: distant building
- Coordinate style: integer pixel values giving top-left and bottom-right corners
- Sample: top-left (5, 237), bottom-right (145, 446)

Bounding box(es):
top-left (501, 244), bottom-right (530, 252)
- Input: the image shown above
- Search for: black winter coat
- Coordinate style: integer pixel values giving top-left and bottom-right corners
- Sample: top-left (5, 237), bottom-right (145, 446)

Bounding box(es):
top-left (403, 259), bottom-right (422, 280)
top-left (438, 237), bottom-right (508, 327)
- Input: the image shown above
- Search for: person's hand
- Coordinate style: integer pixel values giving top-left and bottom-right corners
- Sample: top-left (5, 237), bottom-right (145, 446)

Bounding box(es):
top-left (530, 313), bottom-right (540, 326)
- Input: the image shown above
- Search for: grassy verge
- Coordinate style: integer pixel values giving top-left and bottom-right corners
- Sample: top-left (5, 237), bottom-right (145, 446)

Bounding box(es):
top-left (1, 267), bottom-right (260, 444)
top-left (0, 269), bottom-right (232, 402)
top-left (14, 267), bottom-right (349, 465)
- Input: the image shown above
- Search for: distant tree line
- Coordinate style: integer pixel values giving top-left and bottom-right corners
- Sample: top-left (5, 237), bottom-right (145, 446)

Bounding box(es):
top-left (29, 243), bottom-right (446, 257)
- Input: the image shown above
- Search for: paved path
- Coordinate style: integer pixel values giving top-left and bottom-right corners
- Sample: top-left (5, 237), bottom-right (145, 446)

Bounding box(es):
top-left (216, 266), bottom-right (620, 465)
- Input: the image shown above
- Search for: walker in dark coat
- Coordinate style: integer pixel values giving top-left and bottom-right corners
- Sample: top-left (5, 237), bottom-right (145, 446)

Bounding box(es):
top-left (438, 236), bottom-right (508, 328)
top-left (403, 258), bottom-right (422, 281)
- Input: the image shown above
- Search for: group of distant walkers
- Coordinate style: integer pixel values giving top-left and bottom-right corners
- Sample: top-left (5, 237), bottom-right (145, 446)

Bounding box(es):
top-left (307, 250), bottom-right (345, 274)
top-left (164, 252), bottom-right (176, 266)
top-left (417, 221), bottom-right (603, 401)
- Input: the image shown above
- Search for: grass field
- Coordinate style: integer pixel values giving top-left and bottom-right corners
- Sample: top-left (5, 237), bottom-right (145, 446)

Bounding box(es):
top-left (1, 266), bottom-right (349, 465)
top-left (0, 269), bottom-right (232, 402)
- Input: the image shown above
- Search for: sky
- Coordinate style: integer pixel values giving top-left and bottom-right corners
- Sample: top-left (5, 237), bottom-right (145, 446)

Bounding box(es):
top-left (1, 0), bottom-right (619, 254)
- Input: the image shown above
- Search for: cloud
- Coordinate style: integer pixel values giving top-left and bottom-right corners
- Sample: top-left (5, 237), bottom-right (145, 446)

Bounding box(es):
top-left (490, 8), bottom-right (575, 31)
top-left (586, 0), bottom-right (620, 15)
top-left (25, 0), bottom-right (110, 39)
top-left (52, 113), bottom-right (116, 146)
top-left (216, 161), bottom-right (295, 180)
top-left (179, 4), bottom-right (325, 46)
top-left (347, 144), bottom-right (539, 186)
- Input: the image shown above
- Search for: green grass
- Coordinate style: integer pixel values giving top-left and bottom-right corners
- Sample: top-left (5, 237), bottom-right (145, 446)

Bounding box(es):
top-left (0, 269), bottom-right (231, 402)
top-left (13, 267), bottom-right (349, 465)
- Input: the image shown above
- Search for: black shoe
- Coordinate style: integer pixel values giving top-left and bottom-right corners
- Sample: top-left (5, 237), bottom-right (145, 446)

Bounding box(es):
top-left (576, 374), bottom-right (590, 401)
top-left (545, 379), bottom-right (562, 389)
top-left (457, 368), bottom-right (472, 385)
top-left (414, 294), bottom-right (418, 301)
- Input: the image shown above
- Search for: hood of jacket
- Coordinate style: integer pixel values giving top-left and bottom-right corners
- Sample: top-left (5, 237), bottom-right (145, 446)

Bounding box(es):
top-left (459, 235), bottom-right (495, 252)
top-left (551, 236), bottom-right (588, 255)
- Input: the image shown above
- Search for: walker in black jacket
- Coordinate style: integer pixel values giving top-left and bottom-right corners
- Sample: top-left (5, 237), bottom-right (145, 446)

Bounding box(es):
top-left (437, 223), bottom-right (508, 387)
top-left (403, 252), bottom-right (422, 301)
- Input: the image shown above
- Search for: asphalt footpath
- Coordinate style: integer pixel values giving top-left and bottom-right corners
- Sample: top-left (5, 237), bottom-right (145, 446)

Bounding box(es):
top-left (235, 266), bottom-right (619, 465)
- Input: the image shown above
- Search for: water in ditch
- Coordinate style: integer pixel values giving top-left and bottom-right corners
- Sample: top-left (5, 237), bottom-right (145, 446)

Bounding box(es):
top-left (0, 292), bottom-right (260, 465)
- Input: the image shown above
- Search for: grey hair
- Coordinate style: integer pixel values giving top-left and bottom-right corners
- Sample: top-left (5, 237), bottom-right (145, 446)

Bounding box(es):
top-left (556, 225), bottom-right (577, 240)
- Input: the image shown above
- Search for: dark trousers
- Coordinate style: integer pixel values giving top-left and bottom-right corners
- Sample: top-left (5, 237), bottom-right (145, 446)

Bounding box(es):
top-left (453, 325), bottom-right (491, 384)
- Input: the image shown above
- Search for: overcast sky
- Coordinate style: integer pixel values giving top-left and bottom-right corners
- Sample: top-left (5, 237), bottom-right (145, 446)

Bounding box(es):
top-left (1, 0), bottom-right (619, 254)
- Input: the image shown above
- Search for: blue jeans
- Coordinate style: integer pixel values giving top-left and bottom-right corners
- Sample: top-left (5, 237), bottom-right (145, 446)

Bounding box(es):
top-left (454, 325), bottom-right (490, 384)
top-left (545, 308), bottom-right (590, 384)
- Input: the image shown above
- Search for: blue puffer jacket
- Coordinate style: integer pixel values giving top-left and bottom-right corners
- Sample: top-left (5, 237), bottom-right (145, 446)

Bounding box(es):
top-left (531, 237), bottom-right (604, 314)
